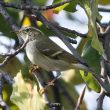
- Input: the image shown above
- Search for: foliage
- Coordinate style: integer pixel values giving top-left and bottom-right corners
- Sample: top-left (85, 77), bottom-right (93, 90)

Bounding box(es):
top-left (0, 0), bottom-right (110, 110)
top-left (10, 71), bottom-right (49, 110)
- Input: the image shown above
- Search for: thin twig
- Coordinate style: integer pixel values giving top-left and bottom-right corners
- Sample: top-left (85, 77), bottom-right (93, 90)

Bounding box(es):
top-left (75, 86), bottom-right (86, 110)
top-left (0, 0), bottom-right (72, 11)
top-left (98, 8), bottom-right (110, 12)
top-left (47, 103), bottom-right (61, 108)
top-left (39, 74), bottom-right (61, 95)
top-left (0, 37), bottom-right (29, 67)
top-left (96, 59), bottom-right (108, 110)
top-left (1, 1), bottom-right (104, 39)
top-left (48, 72), bottom-right (61, 110)
top-left (0, 3), bottom-right (22, 48)
top-left (53, 23), bottom-right (87, 38)
top-left (32, 69), bottom-right (53, 109)
top-left (103, 22), bottom-right (110, 77)
top-left (96, 90), bottom-right (105, 110)
top-left (53, 23), bottom-right (104, 38)
top-left (0, 4), bottom-right (19, 31)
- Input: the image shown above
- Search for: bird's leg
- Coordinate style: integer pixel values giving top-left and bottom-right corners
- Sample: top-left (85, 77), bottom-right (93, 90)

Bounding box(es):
top-left (29, 64), bottom-right (39, 74)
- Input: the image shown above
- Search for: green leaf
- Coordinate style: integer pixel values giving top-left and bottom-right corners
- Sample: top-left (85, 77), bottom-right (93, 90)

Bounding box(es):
top-left (79, 0), bottom-right (104, 55)
top-left (33, 0), bottom-right (47, 6)
top-left (82, 39), bottom-right (101, 73)
top-left (53, 0), bottom-right (78, 13)
top-left (4, 0), bottom-right (17, 2)
top-left (10, 71), bottom-right (49, 110)
top-left (80, 39), bottom-right (101, 92)
top-left (77, 38), bottom-right (88, 55)
top-left (80, 70), bottom-right (100, 92)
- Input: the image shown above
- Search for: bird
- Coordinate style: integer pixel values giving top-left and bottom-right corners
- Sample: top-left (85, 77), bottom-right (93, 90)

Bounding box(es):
top-left (15, 26), bottom-right (89, 72)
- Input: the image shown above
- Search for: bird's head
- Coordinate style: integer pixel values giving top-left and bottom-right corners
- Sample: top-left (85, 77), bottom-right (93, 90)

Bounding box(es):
top-left (15, 27), bottom-right (43, 41)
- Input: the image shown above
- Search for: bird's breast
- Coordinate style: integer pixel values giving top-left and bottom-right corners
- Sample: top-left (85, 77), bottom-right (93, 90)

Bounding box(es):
top-left (25, 40), bottom-right (71, 71)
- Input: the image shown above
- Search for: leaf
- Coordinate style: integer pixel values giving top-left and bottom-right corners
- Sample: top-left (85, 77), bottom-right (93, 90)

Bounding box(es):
top-left (98, 0), bottom-right (110, 5)
top-left (82, 39), bottom-right (101, 73)
top-left (80, 71), bottom-right (100, 92)
top-left (4, 0), bottom-right (17, 2)
top-left (79, 0), bottom-right (104, 55)
top-left (33, 0), bottom-right (47, 5)
top-left (22, 17), bottom-right (31, 27)
top-left (77, 38), bottom-right (88, 55)
top-left (10, 71), bottom-right (49, 110)
top-left (2, 85), bottom-right (19, 110)
top-left (53, 0), bottom-right (78, 13)
top-left (80, 39), bottom-right (101, 92)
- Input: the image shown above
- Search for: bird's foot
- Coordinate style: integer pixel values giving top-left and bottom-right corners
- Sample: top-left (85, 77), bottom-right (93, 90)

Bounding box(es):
top-left (39, 80), bottom-right (55, 95)
top-left (29, 64), bottom-right (39, 74)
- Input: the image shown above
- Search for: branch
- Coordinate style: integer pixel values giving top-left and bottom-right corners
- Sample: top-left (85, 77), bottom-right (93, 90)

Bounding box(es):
top-left (0, 0), bottom-right (72, 11)
top-left (96, 91), bottom-right (105, 110)
top-left (103, 23), bottom-right (110, 76)
top-left (52, 23), bottom-right (87, 38)
top-left (39, 73), bottom-right (61, 95)
top-left (47, 72), bottom-right (61, 110)
top-left (0, 37), bottom-right (29, 67)
top-left (32, 69), bottom-right (52, 109)
top-left (98, 8), bottom-right (110, 12)
top-left (96, 59), bottom-right (108, 110)
top-left (0, 3), bottom-right (22, 48)
top-left (54, 23), bottom-right (105, 38)
top-left (1, 1), bottom-right (105, 39)
top-left (0, 4), bottom-right (19, 31)
top-left (75, 86), bottom-right (86, 110)
top-left (47, 103), bottom-right (61, 108)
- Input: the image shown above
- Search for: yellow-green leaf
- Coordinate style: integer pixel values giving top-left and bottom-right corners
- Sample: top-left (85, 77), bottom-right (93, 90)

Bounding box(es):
top-left (53, 0), bottom-right (78, 13)
top-left (98, 0), bottom-right (110, 5)
top-left (81, 39), bottom-right (101, 92)
top-left (80, 70), bottom-right (100, 92)
top-left (79, 0), bottom-right (104, 55)
top-left (10, 71), bottom-right (49, 110)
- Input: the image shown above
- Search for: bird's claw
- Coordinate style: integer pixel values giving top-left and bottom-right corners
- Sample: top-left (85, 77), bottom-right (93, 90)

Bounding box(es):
top-left (29, 64), bottom-right (39, 74)
top-left (39, 80), bottom-right (55, 95)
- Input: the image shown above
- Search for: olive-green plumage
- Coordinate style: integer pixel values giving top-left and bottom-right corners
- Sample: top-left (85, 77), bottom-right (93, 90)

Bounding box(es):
top-left (16, 27), bottom-right (88, 71)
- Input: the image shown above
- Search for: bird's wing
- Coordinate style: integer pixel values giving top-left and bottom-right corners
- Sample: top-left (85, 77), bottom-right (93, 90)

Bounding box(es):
top-left (35, 37), bottom-right (78, 63)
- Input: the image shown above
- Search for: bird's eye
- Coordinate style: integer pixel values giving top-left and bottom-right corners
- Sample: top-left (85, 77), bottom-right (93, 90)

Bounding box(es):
top-left (26, 28), bottom-right (30, 32)
top-left (23, 29), bottom-right (29, 33)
